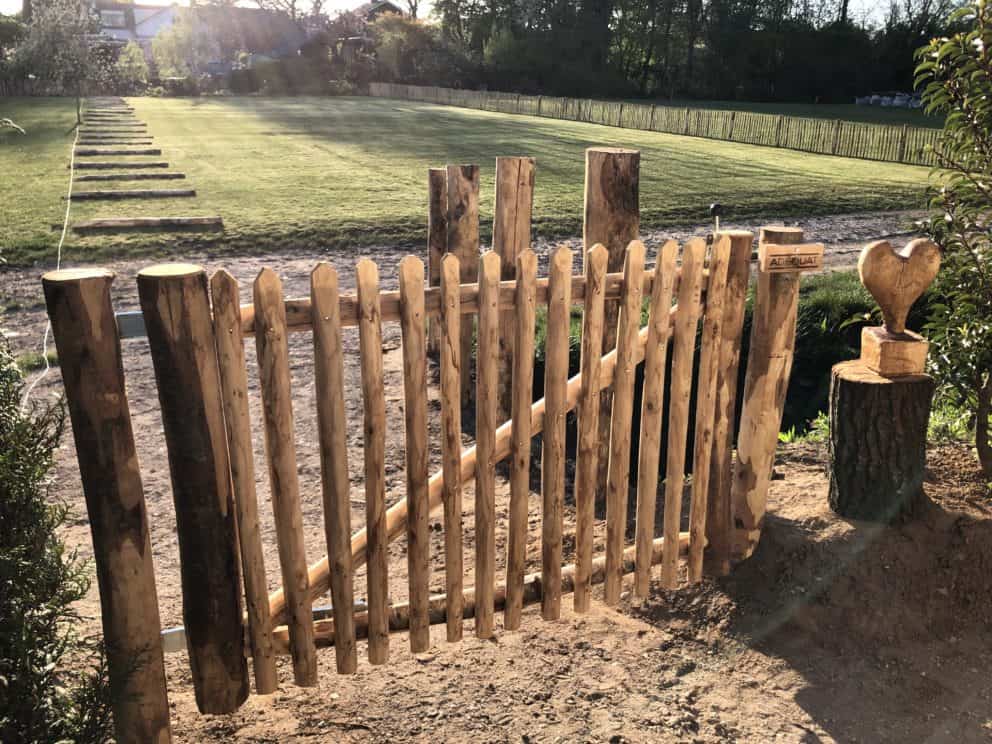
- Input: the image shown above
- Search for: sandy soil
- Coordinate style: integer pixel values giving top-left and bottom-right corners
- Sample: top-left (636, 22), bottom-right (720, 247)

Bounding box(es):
top-left (7, 208), bottom-right (991, 742)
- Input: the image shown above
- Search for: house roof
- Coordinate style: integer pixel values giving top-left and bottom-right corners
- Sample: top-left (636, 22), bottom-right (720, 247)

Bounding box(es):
top-left (352, 0), bottom-right (405, 18)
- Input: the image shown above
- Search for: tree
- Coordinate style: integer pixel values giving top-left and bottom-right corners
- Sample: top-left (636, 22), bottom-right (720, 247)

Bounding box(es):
top-left (0, 341), bottom-right (114, 743)
top-left (13, 0), bottom-right (102, 123)
top-left (114, 39), bottom-right (148, 93)
top-left (151, 7), bottom-right (218, 77)
top-left (916, 0), bottom-right (992, 476)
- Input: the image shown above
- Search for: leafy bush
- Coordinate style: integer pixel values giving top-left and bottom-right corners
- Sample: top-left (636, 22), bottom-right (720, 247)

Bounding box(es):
top-left (916, 0), bottom-right (992, 476)
top-left (114, 40), bottom-right (148, 94)
top-left (0, 340), bottom-right (114, 743)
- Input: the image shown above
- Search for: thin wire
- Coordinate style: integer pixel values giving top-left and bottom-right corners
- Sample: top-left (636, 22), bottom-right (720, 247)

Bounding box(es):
top-left (19, 115), bottom-right (80, 411)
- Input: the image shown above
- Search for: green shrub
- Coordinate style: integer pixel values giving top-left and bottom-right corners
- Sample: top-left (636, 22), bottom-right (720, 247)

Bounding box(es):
top-left (0, 340), bottom-right (114, 743)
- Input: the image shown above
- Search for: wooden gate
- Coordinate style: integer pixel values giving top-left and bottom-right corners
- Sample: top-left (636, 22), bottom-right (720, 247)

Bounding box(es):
top-left (43, 205), bottom-right (822, 743)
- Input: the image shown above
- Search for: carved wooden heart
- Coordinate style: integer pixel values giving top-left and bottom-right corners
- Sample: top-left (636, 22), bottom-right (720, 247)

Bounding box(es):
top-left (858, 238), bottom-right (941, 335)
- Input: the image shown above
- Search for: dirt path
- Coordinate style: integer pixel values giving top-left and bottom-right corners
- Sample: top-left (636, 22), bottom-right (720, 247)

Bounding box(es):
top-left (8, 208), bottom-right (989, 743)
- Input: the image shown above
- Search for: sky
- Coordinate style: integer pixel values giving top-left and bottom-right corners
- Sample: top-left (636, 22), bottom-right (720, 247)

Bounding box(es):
top-left (0, 0), bottom-right (890, 29)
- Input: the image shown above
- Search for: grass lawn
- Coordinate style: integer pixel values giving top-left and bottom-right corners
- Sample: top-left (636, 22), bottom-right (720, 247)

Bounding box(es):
top-left (0, 95), bottom-right (932, 266)
top-left (645, 99), bottom-right (942, 128)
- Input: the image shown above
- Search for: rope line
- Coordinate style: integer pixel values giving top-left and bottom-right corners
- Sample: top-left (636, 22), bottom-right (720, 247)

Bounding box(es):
top-left (19, 110), bottom-right (81, 411)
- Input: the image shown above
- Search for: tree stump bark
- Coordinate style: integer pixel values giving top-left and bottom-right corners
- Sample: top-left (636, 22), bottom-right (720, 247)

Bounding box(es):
top-left (829, 360), bottom-right (934, 522)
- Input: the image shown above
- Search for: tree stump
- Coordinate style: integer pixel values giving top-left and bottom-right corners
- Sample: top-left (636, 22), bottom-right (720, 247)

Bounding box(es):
top-left (829, 360), bottom-right (934, 521)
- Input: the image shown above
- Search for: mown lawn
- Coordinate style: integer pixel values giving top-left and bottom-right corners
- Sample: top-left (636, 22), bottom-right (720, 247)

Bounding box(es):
top-left (0, 95), bottom-right (932, 266)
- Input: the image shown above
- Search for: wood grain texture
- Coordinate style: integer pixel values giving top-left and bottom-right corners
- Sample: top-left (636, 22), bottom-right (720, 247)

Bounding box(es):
top-left (493, 156), bottom-right (535, 423)
top-left (310, 264), bottom-right (358, 674)
top-left (446, 164), bottom-right (480, 407)
top-left (604, 241), bottom-right (646, 605)
top-left (504, 250), bottom-right (538, 629)
top-left (687, 238), bottom-right (731, 582)
top-left (858, 238), bottom-right (940, 335)
top-left (253, 268), bottom-right (318, 686)
top-left (356, 259), bottom-right (390, 664)
top-left (542, 246), bottom-right (573, 620)
top-left (704, 231), bottom-right (753, 577)
top-left (42, 269), bottom-right (172, 744)
top-left (266, 271), bottom-right (710, 625)
top-left (439, 255), bottom-right (465, 642)
top-left (475, 251), bottom-right (501, 637)
top-left (583, 147), bottom-right (640, 499)
top-left (210, 270), bottom-right (279, 693)
top-left (573, 244), bottom-right (608, 612)
top-left (660, 240), bottom-right (706, 589)
top-left (398, 257), bottom-right (431, 652)
top-left (427, 168), bottom-right (447, 355)
top-left (731, 227), bottom-right (804, 559)
top-left (633, 241), bottom-right (677, 597)
top-left (137, 264), bottom-right (249, 713)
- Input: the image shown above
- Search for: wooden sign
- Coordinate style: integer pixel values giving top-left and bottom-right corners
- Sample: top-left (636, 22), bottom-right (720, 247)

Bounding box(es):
top-left (758, 242), bottom-right (824, 273)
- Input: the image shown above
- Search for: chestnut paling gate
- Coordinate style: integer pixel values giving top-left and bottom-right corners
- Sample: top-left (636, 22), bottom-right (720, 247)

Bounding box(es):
top-left (42, 156), bottom-right (822, 744)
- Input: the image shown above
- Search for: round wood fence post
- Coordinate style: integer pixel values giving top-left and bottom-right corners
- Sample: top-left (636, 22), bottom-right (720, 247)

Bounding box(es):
top-left (583, 146), bottom-right (640, 498)
top-left (446, 164), bottom-right (480, 409)
top-left (42, 269), bottom-right (172, 744)
top-left (426, 167), bottom-right (447, 357)
top-left (731, 227), bottom-right (823, 560)
top-left (137, 263), bottom-right (249, 714)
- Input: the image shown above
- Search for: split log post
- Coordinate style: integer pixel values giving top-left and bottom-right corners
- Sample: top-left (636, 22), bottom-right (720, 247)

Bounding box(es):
top-left (210, 271), bottom-right (279, 693)
top-left (136, 264), bottom-right (249, 714)
top-left (446, 164), bottom-right (480, 408)
top-left (542, 246), bottom-right (573, 620)
top-left (475, 251), bottom-right (501, 637)
top-left (252, 269), bottom-right (319, 686)
top-left (583, 147), bottom-right (640, 498)
top-left (687, 237), bottom-right (731, 582)
top-left (439, 255), bottom-right (464, 641)
top-left (573, 244), bottom-right (608, 612)
top-left (703, 231), bottom-right (753, 577)
top-left (42, 269), bottom-right (172, 744)
top-left (731, 227), bottom-right (823, 559)
top-left (310, 264), bottom-right (358, 674)
top-left (504, 250), bottom-right (538, 629)
top-left (356, 259), bottom-right (390, 665)
top-left (427, 168), bottom-right (447, 356)
top-left (604, 241), bottom-right (645, 605)
top-left (660, 240), bottom-right (706, 588)
top-left (492, 156), bottom-right (535, 423)
top-left (398, 257), bottom-right (431, 652)
top-left (633, 241), bottom-right (677, 597)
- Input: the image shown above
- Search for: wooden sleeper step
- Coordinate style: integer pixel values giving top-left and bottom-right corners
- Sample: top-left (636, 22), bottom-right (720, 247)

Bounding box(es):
top-left (75, 172), bottom-right (186, 182)
top-left (68, 188), bottom-right (197, 200)
top-left (75, 161), bottom-right (168, 169)
top-left (75, 148), bottom-right (162, 156)
top-left (72, 216), bottom-right (223, 233)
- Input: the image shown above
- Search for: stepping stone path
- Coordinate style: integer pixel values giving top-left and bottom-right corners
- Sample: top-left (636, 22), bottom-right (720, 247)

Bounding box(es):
top-left (71, 96), bottom-right (223, 235)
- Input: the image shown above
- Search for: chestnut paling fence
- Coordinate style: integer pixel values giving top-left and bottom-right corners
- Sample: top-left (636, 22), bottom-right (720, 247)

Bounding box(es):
top-left (368, 82), bottom-right (940, 167)
top-left (42, 149), bottom-right (814, 744)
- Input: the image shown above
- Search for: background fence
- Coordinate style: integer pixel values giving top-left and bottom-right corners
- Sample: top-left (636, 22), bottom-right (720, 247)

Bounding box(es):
top-left (369, 83), bottom-right (940, 167)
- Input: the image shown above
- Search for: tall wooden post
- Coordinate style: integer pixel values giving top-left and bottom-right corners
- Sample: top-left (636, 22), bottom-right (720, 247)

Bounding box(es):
top-left (447, 164), bottom-right (480, 408)
top-left (731, 229), bottom-right (824, 560)
top-left (583, 147), bottom-right (640, 496)
top-left (492, 155), bottom-right (535, 423)
top-left (43, 269), bottom-right (173, 744)
top-left (427, 167), bottom-right (447, 356)
top-left (704, 231), bottom-right (753, 577)
top-left (137, 264), bottom-right (249, 714)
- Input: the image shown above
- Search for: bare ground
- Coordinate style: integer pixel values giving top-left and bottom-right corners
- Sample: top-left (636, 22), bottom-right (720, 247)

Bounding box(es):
top-left (6, 209), bottom-right (992, 742)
